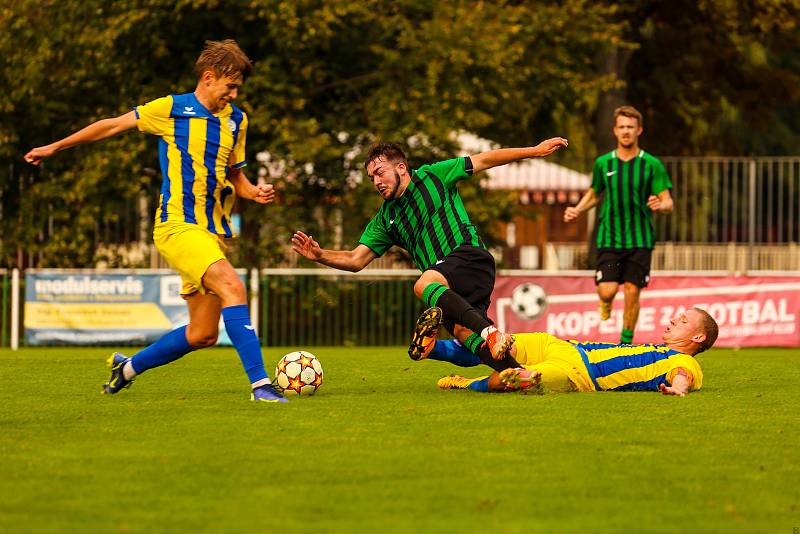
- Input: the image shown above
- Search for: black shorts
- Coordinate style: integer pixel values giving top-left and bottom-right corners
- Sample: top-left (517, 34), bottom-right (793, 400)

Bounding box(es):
top-left (428, 245), bottom-right (496, 323)
top-left (595, 248), bottom-right (652, 288)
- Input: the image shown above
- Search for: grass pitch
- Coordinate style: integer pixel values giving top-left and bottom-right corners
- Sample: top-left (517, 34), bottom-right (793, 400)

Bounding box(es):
top-left (1, 346), bottom-right (798, 533)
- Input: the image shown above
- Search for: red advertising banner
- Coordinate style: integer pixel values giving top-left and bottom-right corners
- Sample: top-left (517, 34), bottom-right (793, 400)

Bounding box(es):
top-left (492, 273), bottom-right (800, 347)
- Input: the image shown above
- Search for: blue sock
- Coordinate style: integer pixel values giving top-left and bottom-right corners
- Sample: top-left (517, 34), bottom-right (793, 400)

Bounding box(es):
top-left (130, 326), bottom-right (192, 375)
top-left (222, 304), bottom-right (268, 384)
top-left (468, 378), bottom-right (490, 392)
top-left (428, 340), bottom-right (482, 367)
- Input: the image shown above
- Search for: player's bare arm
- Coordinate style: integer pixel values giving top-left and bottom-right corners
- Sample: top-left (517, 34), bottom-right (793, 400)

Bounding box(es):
top-left (647, 190), bottom-right (674, 214)
top-left (228, 168), bottom-right (275, 204)
top-left (24, 111), bottom-right (137, 166)
top-left (659, 369), bottom-right (691, 397)
top-left (291, 231), bottom-right (377, 272)
top-left (564, 188), bottom-right (598, 222)
top-left (471, 137), bottom-right (569, 174)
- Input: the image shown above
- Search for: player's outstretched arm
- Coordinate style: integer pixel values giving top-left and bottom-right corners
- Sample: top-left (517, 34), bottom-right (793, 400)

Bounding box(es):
top-left (564, 189), bottom-right (598, 222)
top-left (470, 137), bottom-right (568, 174)
top-left (228, 169), bottom-right (275, 204)
top-left (24, 111), bottom-right (137, 166)
top-left (659, 370), bottom-right (691, 397)
top-left (291, 231), bottom-right (377, 272)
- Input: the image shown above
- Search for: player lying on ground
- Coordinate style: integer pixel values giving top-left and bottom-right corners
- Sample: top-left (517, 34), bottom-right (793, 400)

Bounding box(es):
top-left (24, 40), bottom-right (287, 403)
top-left (415, 306), bottom-right (717, 396)
top-left (292, 139), bottom-right (567, 373)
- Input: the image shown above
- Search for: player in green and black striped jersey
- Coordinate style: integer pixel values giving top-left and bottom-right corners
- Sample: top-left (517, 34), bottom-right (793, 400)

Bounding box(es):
top-left (564, 106), bottom-right (673, 344)
top-left (293, 138), bottom-right (568, 372)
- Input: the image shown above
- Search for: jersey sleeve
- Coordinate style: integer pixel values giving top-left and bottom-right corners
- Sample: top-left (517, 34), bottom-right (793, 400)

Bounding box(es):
top-left (418, 157), bottom-right (473, 187)
top-left (357, 212), bottom-right (394, 257)
top-left (665, 355), bottom-right (703, 391)
top-left (230, 112), bottom-right (248, 169)
top-left (134, 96), bottom-right (173, 136)
top-left (651, 158), bottom-right (672, 195)
top-left (591, 158), bottom-right (605, 194)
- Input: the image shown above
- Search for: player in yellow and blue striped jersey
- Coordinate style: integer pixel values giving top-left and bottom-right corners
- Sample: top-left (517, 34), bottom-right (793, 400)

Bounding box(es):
top-left (428, 308), bottom-right (718, 397)
top-left (24, 40), bottom-right (286, 403)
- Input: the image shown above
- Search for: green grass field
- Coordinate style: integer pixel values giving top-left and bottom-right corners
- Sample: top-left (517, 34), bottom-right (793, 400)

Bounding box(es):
top-left (1, 346), bottom-right (798, 533)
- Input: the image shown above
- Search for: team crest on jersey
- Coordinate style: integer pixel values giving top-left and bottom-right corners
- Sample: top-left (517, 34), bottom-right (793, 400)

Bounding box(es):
top-left (227, 118), bottom-right (237, 133)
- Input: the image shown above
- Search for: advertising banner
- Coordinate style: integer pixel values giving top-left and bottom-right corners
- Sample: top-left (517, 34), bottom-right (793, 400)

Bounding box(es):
top-left (493, 273), bottom-right (800, 347)
top-left (25, 270), bottom-right (242, 346)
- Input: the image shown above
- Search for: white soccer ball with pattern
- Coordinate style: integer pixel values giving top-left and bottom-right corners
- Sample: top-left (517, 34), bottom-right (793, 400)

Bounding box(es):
top-left (510, 283), bottom-right (548, 320)
top-left (274, 351), bottom-right (324, 396)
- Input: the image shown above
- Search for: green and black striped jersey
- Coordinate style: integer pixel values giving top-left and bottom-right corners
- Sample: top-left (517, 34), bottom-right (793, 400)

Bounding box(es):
top-left (358, 157), bottom-right (484, 271)
top-left (592, 149), bottom-right (672, 250)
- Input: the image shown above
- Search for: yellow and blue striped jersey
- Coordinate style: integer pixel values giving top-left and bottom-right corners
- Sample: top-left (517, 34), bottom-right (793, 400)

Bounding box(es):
top-left (135, 93), bottom-right (248, 237)
top-left (569, 341), bottom-right (703, 392)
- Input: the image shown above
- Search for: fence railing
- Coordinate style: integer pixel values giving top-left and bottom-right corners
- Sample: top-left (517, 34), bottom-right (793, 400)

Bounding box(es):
top-left (659, 157), bottom-right (800, 244)
top-left (259, 268), bottom-right (424, 346)
top-left (0, 269), bottom-right (11, 347)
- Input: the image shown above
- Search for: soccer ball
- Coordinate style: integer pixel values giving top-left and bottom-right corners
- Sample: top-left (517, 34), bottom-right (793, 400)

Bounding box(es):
top-left (274, 351), bottom-right (324, 396)
top-left (510, 283), bottom-right (548, 320)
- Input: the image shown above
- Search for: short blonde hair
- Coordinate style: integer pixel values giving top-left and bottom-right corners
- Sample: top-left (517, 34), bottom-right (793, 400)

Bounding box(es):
top-left (195, 39), bottom-right (253, 80)
top-left (692, 307), bottom-right (719, 353)
top-left (614, 105), bottom-right (643, 127)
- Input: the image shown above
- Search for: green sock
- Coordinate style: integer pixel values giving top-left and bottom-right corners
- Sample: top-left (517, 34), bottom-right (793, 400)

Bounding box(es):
top-left (620, 329), bottom-right (634, 344)
top-left (465, 333), bottom-right (483, 353)
top-left (421, 283), bottom-right (448, 307)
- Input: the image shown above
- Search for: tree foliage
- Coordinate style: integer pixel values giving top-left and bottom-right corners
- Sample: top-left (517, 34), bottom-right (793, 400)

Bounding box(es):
top-left (599, 0), bottom-right (800, 155)
top-left (1, 0), bottom-right (797, 267)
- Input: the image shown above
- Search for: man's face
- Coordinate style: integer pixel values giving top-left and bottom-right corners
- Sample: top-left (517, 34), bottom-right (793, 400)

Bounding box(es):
top-left (204, 72), bottom-right (242, 112)
top-left (613, 115), bottom-right (642, 149)
top-left (366, 156), bottom-right (404, 200)
top-left (662, 309), bottom-right (705, 345)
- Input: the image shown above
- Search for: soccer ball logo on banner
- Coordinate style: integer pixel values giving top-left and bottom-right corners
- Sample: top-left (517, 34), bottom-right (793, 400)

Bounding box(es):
top-left (275, 351), bottom-right (324, 395)
top-left (510, 283), bottom-right (548, 320)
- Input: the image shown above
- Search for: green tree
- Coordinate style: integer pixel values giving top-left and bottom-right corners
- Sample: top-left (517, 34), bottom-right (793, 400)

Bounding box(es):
top-left (0, 0), bottom-right (625, 267)
top-left (594, 0), bottom-right (800, 156)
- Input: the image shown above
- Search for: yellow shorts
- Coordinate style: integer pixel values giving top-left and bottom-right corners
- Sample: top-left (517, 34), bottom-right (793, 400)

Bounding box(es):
top-left (515, 333), bottom-right (595, 392)
top-left (153, 221), bottom-right (228, 295)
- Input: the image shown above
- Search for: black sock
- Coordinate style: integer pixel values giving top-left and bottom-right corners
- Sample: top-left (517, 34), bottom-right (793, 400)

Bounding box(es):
top-left (422, 283), bottom-right (491, 334)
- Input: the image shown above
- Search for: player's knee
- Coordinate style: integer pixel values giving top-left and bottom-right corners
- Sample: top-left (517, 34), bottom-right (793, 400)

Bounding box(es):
top-left (623, 283), bottom-right (641, 297)
top-left (597, 286), bottom-right (616, 301)
top-left (216, 275), bottom-right (246, 302)
top-left (194, 332), bottom-right (219, 349)
top-left (187, 327), bottom-right (219, 348)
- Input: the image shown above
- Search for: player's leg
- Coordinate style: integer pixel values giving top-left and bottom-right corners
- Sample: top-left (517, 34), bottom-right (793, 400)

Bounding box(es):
top-left (620, 248), bottom-right (651, 343)
top-left (437, 367), bottom-right (542, 393)
top-left (621, 282), bottom-right (641, 343)
top-left (201, 259), bottom-right (285, 402)
top-left (415, 247), bottom-right (516, 364)
top-left (407, 305), bottom-right (509, 368)
top-left (451, 323), bottom-right (521, 371)
top-left (597, 281), bottom-right (618, 319)
top-left (426, 338), bottom-right (482, 367)
top-left (414, 270), bottom-right (511, 355)
top-left (498, 362), bottom-right (575, 393)
top-left (102, 289), bottom-right (215, 395)
top-left (595, 248), bottom-right (622, 320)
top-left (437, 373), bottom-right (492, 391)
